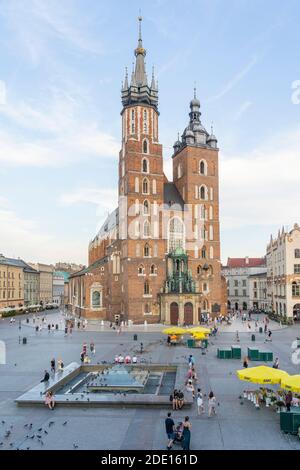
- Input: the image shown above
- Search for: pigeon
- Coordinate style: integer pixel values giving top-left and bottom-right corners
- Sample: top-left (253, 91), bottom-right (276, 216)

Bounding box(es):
top-left (62, 421), bottom-right (67, 426)
top-left (37, 435), bottom-right (42, 439)
top-left (73, 444), bottom-right (79, 449)
top-left (26, 447), bottom-right (30, 450)
top-left (38, 428), bottom-right (42, 432)
top-left (24, 424), bottom-right (29, 428)
top-left (1, 420), bottom-right (5, 424)
top-left (0, 442), bottom-right (3, 446)
top-left (9, 443), bottom-right (14, 447)
top-left (5, 431), bottom-right (11, 438)
top-left (44, 430), bottom-right (48, 435)
top-left (48, 421), bottom-right (55, 427)
top-left (29, 435), bottom-right (35, 439)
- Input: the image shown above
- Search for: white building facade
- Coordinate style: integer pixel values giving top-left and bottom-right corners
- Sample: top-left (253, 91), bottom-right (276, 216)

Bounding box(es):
top-left (249, 272), bottom-right (268, 311)
top-left (266, 223), bottom-right (300, 320)
top-left (222, 257), bottom-right (266, 311)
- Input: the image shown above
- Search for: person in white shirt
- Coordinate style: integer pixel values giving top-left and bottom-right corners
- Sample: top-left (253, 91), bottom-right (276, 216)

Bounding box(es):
top-left (196, 389), bottom-right (204, 415)
top-left (208, 391), bottom-right (217, 417)
top-left (132, 355), bottom-right (137, 364)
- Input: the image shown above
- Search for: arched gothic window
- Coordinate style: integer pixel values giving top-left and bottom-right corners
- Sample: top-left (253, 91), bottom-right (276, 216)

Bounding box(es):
top-left (92, 291), bottom-right (101, 308)
top-left (143, 110), bottom-right (148, 133)
top-left (150, 264), bottom-right (157, 275)
top-left (168, 217), bottom-right (185, 252)
top-left (143, 220), bottom-right (151, 238)
top-left (143, 139), bottom-right (148, 154)
top-left (199, 185), bottom-right (208, 200)
top-left (199, 160), bottom-right (207, 175)
top-left (143, 200), bottom-right (150, 215)
top-left (144, 280), bottom-right (150, 295)
top-left (144, 243), bottom-right (150, 257)
top-left (142, 178), bottom-right (149, 194)
top-left (142, 158), bottom-right (148, 173)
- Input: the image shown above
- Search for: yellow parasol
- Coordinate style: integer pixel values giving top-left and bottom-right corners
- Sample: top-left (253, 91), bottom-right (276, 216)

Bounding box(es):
top-left (162, 327), bottom-right (188, 335)
top-left (236, 366), bottom-right (289, 385)
top-left (192, 333), bottom-right (207, 340)
top-left (280, 375), bottom-right (300, 393)
top-left (188, 327), bottom-right (211, 334)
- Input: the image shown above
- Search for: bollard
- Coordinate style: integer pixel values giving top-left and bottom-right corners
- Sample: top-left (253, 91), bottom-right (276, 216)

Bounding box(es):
top-left (22, 337), bottom-right (27, 345)
top-left (133, 334), bottom-right (138, 341)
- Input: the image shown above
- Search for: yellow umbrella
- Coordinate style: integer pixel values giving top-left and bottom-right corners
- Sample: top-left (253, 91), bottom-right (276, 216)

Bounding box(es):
top-left (162, 327), bottom-right (187, 335)
top-left (280, 375), bottom-right (300, 393)
top-left (188, 327), bottom-right (211, 334)
top-left (236, 366), bottom-right (289, 385)
top-left (192, 333), bottom-right (207, 340)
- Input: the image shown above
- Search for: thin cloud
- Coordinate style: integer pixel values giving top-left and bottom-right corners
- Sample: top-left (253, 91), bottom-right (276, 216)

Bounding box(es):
top-left (206, 56), bottom-right (258, 103)
top-left (234, 100), bottom-right (253, 121)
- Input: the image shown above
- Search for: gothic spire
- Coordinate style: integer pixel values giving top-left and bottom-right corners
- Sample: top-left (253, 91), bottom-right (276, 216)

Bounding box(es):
top-left (121, 15), bottom-right (158, 110)
top-left (134, 16), bottom-right (147, 87)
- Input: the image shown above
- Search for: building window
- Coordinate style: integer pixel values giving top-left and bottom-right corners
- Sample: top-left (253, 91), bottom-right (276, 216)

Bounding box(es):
top-left (201, 246), bottom-right (206, 259)
top-left (142, 158), bottom-right (149, 173)
top-left (92, 291), bottom-right (101, 308)
top-left (135, 177), bottom-right (139, 193)
top-left (150, 264), bottom-right (157, 275)
top-left (131, 109), bottom-right (135, 134)
top-left (199, 160), bottom-right (207, 175)
top-left (143, 200), bottom-right (150, 215)
top-left (168, 217), bottom-right (185, 252)
top-left (294, 264), bottom-right (300, 274)
top-left (138, 265), bottom-right (145, 275)
top-left (197, 265), bottom-right (202, 275)
top-left (199, 185), bottom-right (208, 200)
top-left (143, 139), bottom-right (148, 154)
top-left (143, 220), bottom-right (151, 238)
top-left (144, 243), bottom-right (150, 257)
top-left (292, 282), bottom-right (300, 297)
top-left (144, 281), bottom-right (150, 295)
top-left (143, 110), bottom-right (148, 133)
top-left (295, 249), bottom-right (300, 258)
top-left (142, 178), bottom-right (149, 194)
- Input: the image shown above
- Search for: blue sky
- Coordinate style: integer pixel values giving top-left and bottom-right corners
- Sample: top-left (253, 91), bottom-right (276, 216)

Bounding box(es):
top-left (0, 0), bottom-right (300, 265)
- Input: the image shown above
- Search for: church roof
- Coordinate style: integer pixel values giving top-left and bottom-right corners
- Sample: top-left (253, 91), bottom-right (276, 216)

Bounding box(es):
top-left (164, 183), bottom-right (184, 210)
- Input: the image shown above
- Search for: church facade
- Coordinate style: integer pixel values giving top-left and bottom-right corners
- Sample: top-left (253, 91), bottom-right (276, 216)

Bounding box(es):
top-left (68, 19), bottom-right (227, 324)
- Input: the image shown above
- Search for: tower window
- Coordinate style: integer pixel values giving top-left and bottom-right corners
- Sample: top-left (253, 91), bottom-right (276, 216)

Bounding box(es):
top-left (143, 110), bottom-right (148, 133)
top-left (142, 178), bottom-right (149, 194)
top-left (150, 264), bottom-right (157, 275)
top-left (143, 200), bottom-right (150, 215)
top-left (142, 158), bottom-right (149, 173)
top-left (144, 281), bottom-right (150, 295)
top-left (199, 185), bottom-right (208, 200)
top-left (143, 139), bottom-right (148, 154)
top-left (177, 163), bottom-right (182, 179)
top-left (199, 160), bottom-right (207, 175)
top-left (143, 220), bottom-right (151, 238)
top-left (144, 243), bottom-right (150, 257)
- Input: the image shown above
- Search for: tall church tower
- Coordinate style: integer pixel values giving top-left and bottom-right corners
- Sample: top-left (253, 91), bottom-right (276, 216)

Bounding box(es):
top-left (119, 17), bottom-right (165, 323)
top-left (171, 90), bottom-right (224, 318)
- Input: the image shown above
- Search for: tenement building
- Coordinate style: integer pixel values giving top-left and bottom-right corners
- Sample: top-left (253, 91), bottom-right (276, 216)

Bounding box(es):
top-left (266, 223), bottom-right (300, 321)
top-left (222, 257), bottom-right (266, 311)
top-left (69, 18), bottom-right (227, 324)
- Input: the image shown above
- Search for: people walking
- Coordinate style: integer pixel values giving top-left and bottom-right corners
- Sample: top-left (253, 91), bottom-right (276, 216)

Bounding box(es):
top-left (196, 389), bottom-right (204, 415)
top-left (273, 357), bottom-right (279, 369)
top-left (90, 341), bottom-right (96, 355)
top-left (165, 412), bottom-right (175, 450)
top-left (285, 391), bottom-right (293, 412)
top-left (243, 357), bottom-right (249, 368)
top-left (208, 391), bottom-right (217, 417)
top-left (41, 370), bottom-right (50, 383)
top-left (50, 358), bottom-right (56, 373)
top-left (182, 416), bottom-right (192, 450)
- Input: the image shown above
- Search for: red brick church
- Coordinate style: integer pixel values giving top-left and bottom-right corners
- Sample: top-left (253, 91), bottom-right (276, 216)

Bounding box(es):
top-left (68, 18), bottom-right (227, 324)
